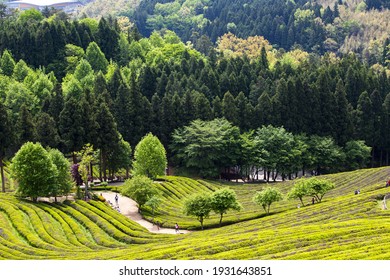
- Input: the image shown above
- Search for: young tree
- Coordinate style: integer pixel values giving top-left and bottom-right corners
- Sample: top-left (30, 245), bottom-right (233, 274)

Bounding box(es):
top-left (145, 195), bottom-right (161, 223)
top-left (210, 188), bottom-right (242, 226)
top-left (253, 187), bottom-right (283, 214)
top-left (183, 192), bottom-right (212, 230)
top-left (287, 179), bottom-right (310, 206)
top-left (85, 42), bottom-right (109, 73)
top-left (47, 148), bottom-right (72, 202)
top-left (76, 144), bottom-right (95, 200)
top-left (132, 133), bottom-right (167, 179)
top-left (0, 49), bottom-right (16, 76)
top-left (121, 175), bottom-right (159, 212)
top-left (305, 177), bottom-right (335, 203)
top-left (10, 142), bottom-right (57, 202)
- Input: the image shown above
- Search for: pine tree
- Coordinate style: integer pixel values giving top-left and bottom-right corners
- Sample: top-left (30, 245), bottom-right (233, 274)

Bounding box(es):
top-left (0, 49), bottom-right (15, 76)
top-left (94, 102), bottom-right (120, 181)
top-left (16, 104), bottom-right (37, 148)
top-left (59, 97), bottom-right (85, 162)
top-left (35, 112), bottom-right (61, 149)
top-left (0, 102), bottom-right (13, 192)
top-left (222, 91), bottom-right (238, 124)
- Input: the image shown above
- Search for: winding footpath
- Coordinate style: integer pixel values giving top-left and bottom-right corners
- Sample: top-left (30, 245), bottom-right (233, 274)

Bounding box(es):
top-left (99, 191), bottom-right (190, 235)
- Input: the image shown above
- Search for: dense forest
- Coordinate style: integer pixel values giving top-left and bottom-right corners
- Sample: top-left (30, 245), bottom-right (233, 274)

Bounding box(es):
top-left (132, 0), bottom-right (390, 65)
top-left (0, 5), bottom-right (389, 180)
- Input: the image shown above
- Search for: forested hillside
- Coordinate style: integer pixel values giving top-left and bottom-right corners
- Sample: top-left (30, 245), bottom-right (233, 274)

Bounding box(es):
top-left (132, 0), bottom-right (390, 64)
top-left (0, 5), bottom-right (389, 181)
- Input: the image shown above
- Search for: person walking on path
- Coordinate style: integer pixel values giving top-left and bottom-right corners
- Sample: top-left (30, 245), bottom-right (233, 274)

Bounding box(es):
top-left (115, 193), bottom-right (119, 206)
top-left (175, 223), bottom-right (179, 234)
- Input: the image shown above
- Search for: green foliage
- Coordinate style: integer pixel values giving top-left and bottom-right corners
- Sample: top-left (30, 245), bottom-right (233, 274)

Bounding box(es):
top-left (86, 42), bottom-right (109, 73)
top-left (183, 192), bottom-right (212, 229)
top-left (344, 140), bottom-right (371, 170)
top-left (210, 188), bottom-right (242, 225)
top-left (132, 133), bottom-right (167, 179)
top-left (10, 142), bottom-right (57, 202)
top-left (18, 9), bottom-right (44, 24)
top-left (171, 118), bottom-right (241, 178)
top-left (47, 148), bottom-right (72, 200)
top-left (287, 178), bottom-right (310, 207)
top-left (304, 177), bottom-right (335, 203)
top-left (121, 175), bottom-right (159, 211)
top-left (253, 187), bottom-right (283, 214)
top-left (0, 49), bottom-right (15, 76)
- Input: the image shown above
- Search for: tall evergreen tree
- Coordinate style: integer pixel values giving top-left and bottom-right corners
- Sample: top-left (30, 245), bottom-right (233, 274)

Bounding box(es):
top-left (0, 102), bottom-right (13, 192)
top-left (94, 101), bottom-right (120, 181)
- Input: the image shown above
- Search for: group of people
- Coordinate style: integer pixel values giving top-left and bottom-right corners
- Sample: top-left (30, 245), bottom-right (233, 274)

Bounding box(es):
top-left (104, 193), bottom-right (121, 212)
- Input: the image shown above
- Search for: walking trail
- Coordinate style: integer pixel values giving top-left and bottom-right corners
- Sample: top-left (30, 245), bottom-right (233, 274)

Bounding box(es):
top-left (99, 191), bottom-right (190, 235)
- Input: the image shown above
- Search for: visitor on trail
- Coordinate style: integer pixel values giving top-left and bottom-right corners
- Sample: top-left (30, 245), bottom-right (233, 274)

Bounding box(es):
top-left (175, 223), bottom-right (179, 233)
top-left (312, 197), bottom-right (315, 204)
top-left (115, 193), bottom-right (119, 205)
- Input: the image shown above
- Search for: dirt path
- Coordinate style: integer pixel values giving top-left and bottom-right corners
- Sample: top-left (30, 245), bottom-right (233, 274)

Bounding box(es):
top-left (99, 191), bottom-right (190, 235)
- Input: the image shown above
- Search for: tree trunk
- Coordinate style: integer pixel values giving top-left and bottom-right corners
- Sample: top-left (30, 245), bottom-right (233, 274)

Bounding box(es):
top-left (299, 197), bottom-right (305, 207)
top-left (1, 159), bottom-right (5, 193)
top-left (99, 151), bottom-right (103, 182)
top-left (387, 150), bottom-right (389, 166)
top-left (72, 152), bottom-right (77, 164)
top-left (371, 146), bottom-right (375, 168)
top-left (380, 149), bottom-right (383, 167)
top-left (219, 213), bottom-right (223, 226)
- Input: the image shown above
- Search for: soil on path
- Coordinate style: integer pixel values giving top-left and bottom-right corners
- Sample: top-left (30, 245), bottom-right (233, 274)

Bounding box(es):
top-left (99, 191), bottom-right (190, 235)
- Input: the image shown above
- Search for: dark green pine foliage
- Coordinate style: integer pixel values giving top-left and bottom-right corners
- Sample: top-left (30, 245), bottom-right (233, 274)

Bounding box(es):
top-left (356, 91), bottom-right (374, 147)
top-left (370, 89), bottom-right (384, 163)
top-left (382, 93), bottom-right (390, 165)
top-left (150, 93), bottom-right (162, 138)
top-left (128, 72), bottom-right (146, 146)
top-left (35, 112), bottom-right (61, 149)
top-left (194, 92), bottom-right (213, 121)
top-left (235, 91), bottom-right (251, 131)
top-left (138, 65), bottom-right (156, 100)
top-left (96, 17), bottom-right (119, 61)
top-left (181, 90), bottom-right (196, 125)
top-left (0, 102), bottom-right (13, 192)
top-left (34, 23), bottom-right (54, 66)
top-left (114, 84), bottom-right (132, 143)
top-left (316, 71), bottom-right (337, 138)
top-left (58, 97), bottom-right (85, 162)
top-left (156, 70), bottom-right (168, 96)
top-left (107, 66), bottom-right (124, 101)
top-left (48, 85), bottom-right (64, 124)
top-left (212, 96), bottom-right (223, 119)
top-left (334, 79), bottom-right (352, 145)
top-left (94, 71), bottom-right (112, 107)
top-left (81, 91), bottom-right (98, 146)
top-left (160, 93), bottom-right (174, 147)
top-left (94, 101), bottom-right (120, 181)
top-left (254, 91), bottom-right (272, 128)
top-left (222, 91), bottom-right (238, 125)
top-left (16, 104), bottom-right (37, 149)
top-left (171, 92), bottom-right (184, 129)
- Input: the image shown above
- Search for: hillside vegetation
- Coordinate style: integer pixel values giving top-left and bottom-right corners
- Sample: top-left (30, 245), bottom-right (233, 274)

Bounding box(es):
top-left (1, 167), bottom-right (390, 259)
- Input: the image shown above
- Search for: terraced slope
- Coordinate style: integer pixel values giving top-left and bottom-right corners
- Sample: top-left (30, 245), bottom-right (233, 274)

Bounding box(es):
top-left (0, 167), bottom-right (389, 259)
top-left (0, 195), bottom-right (174, 260)
top-left (142, 167), bottom-right (390, 229)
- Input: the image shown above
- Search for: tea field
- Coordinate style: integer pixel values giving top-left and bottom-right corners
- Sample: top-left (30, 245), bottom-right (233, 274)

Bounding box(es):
top-left (1, 167), bottom-right (390, 259)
